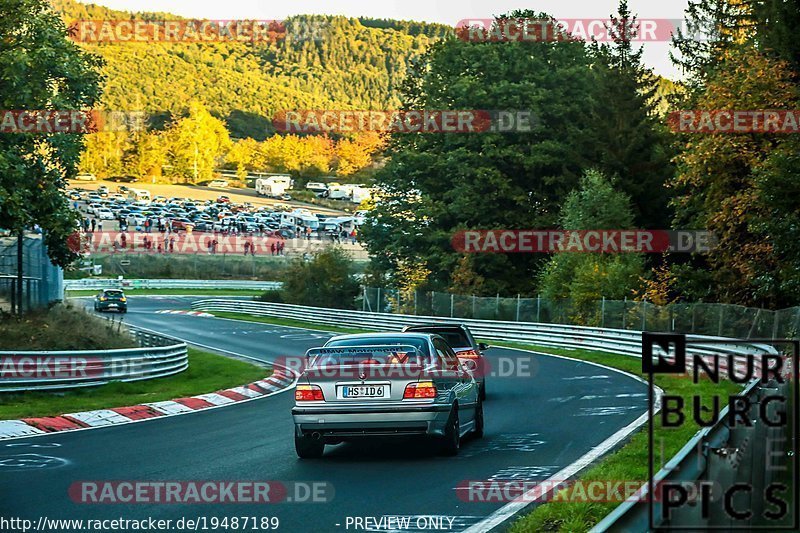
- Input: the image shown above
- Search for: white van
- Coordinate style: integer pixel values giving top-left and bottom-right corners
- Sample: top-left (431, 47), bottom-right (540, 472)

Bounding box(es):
top-left (127, 189), bottom-right (151, 205)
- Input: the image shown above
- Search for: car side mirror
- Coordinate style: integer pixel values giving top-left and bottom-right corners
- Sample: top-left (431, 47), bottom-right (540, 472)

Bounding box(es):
top-left (478, 343), bottom-right (489, 351)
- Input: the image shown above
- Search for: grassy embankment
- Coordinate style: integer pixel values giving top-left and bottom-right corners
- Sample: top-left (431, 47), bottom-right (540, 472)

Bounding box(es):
top-left (0, 305), bottom-right (268, 420)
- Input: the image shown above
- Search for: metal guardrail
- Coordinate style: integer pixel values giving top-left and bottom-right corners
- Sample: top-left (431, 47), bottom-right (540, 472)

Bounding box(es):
top-left (0, 324), bottom-right (188, 392)
top-left (65, 279), bottom-right (281, 291)
top-left (190, 299), bottom-right (777, 365)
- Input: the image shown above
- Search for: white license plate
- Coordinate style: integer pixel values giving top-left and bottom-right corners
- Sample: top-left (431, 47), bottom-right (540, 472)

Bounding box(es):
top-left (338, 384), bottom-right (389, 399)
top-left (108, 304), bottom-right (118, 307)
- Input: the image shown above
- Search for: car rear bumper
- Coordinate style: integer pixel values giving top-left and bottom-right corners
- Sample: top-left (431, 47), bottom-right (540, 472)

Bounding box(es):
top-left (292, 404), bottom-right (452, 438)
top-left (97, 303), bottom-right (126, 311)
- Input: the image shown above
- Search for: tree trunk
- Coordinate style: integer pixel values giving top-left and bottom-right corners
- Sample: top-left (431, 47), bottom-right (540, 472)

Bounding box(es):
top-left (16, 229), bottom-right (23, 316)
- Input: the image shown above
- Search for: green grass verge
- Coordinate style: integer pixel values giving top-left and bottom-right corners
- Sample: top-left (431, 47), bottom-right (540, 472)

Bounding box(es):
top-left (0, 348), bottom-right (269, 420)
top-left (202, 311), bottom-right (747, 532)
top-left (66, 288), bottom-right (263, 297)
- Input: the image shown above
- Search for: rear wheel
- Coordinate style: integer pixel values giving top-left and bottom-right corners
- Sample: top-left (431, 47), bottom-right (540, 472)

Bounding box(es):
top-left (439, 406), bottom-right (460, 456)
top-left (295, 434), bottom-right (324, 459)
top-left (473, 399), bottom-right (484, 439)
top-left (479, 382), bottom-right (487, 401)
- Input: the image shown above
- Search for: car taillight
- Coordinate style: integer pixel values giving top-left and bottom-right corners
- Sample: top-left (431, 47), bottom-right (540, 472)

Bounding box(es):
top-left (295, 384), bottom-right (324, 401)
top-left (119, 297), bottom-right (126, 302)
top-left (404, 381), bottom-right (437, 399)
top-left (457, 349), bottom-right (480, 358)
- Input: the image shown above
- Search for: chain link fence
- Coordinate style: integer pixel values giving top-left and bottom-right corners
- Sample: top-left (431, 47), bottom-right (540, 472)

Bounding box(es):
top-left (0, 232), bottom-right (64, 313)
top-left (361, 287), bottom-right (800, 339)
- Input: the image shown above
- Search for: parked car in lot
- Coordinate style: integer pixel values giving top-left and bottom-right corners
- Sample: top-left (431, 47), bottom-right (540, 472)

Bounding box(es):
top-left (208, 180), bottom-right (229, 188)
top-left (96, 208), bottom-right (115, 220)
top-left (402, 324), bottom-right (489, 400)
top-left (292, 332), bottom-right (483, 458)
top-left (94, 289), bottom-right (127, 313)
top-left (74, 173), bottom-right (97, 181)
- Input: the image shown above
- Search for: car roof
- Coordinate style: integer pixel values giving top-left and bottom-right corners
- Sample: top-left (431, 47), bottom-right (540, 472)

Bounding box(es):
top-left (326, 332), bottom-right (435, 342)
top-left (403, 324), bottom-right (467, 331)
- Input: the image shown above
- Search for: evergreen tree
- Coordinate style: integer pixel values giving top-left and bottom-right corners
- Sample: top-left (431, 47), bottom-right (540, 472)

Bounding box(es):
top-left (588, 0), bottom-right (675, 228)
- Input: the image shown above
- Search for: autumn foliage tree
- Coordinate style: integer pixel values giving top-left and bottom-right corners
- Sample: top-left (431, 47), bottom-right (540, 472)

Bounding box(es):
top-left (669, 47), bottom-right (799, 306)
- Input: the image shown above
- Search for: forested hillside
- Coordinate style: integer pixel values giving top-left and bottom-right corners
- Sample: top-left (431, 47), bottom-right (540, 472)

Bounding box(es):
top-left (51, 0), bottom-right (444, 138)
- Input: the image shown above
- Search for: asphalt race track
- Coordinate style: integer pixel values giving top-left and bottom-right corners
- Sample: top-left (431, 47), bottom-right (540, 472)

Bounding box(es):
top-left (0, 296), bottom-right (649, 532)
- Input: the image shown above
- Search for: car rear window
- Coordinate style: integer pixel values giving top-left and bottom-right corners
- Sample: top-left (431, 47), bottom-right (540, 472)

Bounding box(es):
top-left (407, 328), bottom-right (470, 349)
top-left (321, 337), bottom-right (431, 365)
top-left (103, 290), bottom-right (124, 298)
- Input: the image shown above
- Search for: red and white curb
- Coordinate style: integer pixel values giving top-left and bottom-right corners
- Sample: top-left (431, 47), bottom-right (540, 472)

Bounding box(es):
top-left (0, 370), bottom-right (297, 440)
top-left (155, 310), bottom-right (214, 317)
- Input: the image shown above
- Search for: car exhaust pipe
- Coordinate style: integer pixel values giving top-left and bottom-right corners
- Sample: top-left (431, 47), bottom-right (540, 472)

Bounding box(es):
top-left (311, 432), bottom-right (322, 440)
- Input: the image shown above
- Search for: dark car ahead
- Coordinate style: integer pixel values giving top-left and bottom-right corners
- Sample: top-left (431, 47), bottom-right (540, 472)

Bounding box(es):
top-left (94, 289), bottom-right (127, 313)
top-left (401, 324), bottom-right (489, 400)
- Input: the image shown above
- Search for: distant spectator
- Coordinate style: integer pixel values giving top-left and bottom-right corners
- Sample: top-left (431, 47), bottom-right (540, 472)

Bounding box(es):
top-left (90, 218), bottom-right (96, 232)
top-left (244, 241), bottom-right (250, 255)
top-left (271, 241), bottom-right (276, 256)
top-left (350, 229), bottom-right (357, 245)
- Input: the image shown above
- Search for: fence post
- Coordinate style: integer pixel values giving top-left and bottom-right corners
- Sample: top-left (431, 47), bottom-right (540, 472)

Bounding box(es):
top-left (622, 296), bottom-right (627, 329)
top-left (414, 290), bottom-right (417, 316)
top-left (718, 305), bottom-right (724, 336)
top-left (516, 294), bottom-right (520, 322)
top-left (642, 298), bottom-right (647, 331)
top-left (397, 290), bottom-right (401, 314)
top-left (472, 295), bottom-right (476, 318)
top-left (362, 286), bottom-right (366, 312)
top-left (601, 297), bottom-right (605, 328)
top-left (495, 293), bottom-right (500, 319)
top-left (449, 293), bottom-right (454, 318)
top-left (9, 278), bottom-right (16, 315)
top-left (377, 287), bottom-right (381, 314)
top-left (536, 295), bottom-right (541, 323)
